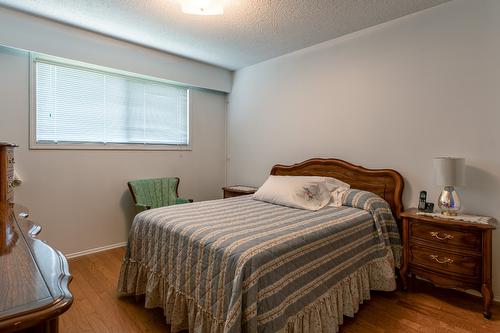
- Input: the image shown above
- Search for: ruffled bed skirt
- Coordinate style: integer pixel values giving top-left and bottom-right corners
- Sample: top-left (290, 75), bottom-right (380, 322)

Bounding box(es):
top-left (117, 252), bottom-right (397, 333)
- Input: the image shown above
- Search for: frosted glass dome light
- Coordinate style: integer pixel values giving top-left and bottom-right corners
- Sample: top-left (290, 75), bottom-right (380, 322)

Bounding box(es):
top-left (181, 0), bottom-right (224, 15)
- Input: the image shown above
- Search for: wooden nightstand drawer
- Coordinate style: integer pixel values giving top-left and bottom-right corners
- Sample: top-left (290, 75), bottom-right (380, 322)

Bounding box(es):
top-left (400, 208), bottom-right (496, 319)
top-left (410, 245), bottom-right (481, 279)
top-left (410, 220), bottom-right (482, 252)
top-left (224, 191), bottom-right (241, 198)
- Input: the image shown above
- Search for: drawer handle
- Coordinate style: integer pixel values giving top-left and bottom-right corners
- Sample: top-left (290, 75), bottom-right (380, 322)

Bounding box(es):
top-left (430, 231), bottom-right (454, 241)
top-left (429, 254), bottom-right (454, 264)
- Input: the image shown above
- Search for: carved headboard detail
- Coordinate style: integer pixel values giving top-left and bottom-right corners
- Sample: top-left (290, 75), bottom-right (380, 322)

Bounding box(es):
top-left (270, 158), bottom-right (404, 219)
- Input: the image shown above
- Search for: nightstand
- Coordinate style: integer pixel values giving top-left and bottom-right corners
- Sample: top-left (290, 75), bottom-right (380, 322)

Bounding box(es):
top-left (222, 185), bottom-right (257, 198)
top-left (400, 208), bottom-right (497, 319)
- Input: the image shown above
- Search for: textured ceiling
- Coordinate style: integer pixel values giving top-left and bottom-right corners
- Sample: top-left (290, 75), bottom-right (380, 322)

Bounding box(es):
top-left (0, 0), bottom-right (450, 70)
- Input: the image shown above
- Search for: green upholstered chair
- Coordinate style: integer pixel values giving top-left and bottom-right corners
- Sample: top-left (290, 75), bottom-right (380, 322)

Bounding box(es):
top-left (128, 177), bottom-right (192, 212)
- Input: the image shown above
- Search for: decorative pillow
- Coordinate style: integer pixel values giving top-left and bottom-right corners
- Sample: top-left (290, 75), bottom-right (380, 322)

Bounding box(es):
top-left (284, 176), bottom-right (350, 192)
top-left (286, 176), bottom-right (351, 207)
top-left (329, 186), bottom-right (350, 207)
top-left (252, 175), bottom-right (331, 211)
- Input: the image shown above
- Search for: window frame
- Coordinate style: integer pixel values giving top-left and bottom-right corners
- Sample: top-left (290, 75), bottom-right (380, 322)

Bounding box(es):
top-left (29, 53), bottom-right (193, 151)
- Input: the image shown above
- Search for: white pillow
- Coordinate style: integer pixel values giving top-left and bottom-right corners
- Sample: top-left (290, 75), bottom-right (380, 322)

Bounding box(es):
top-left (329, 186), bottom-right (350, 207)
top-left (284, 176), bottom-right (350, 192)
top-left (280, 176), bottom-right (350, 207)
top-left (252, 175), bottom-right (332, 211)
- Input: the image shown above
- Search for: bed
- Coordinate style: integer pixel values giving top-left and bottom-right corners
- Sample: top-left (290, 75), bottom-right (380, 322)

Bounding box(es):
top-left (117, 158), bottom-right (404, 333)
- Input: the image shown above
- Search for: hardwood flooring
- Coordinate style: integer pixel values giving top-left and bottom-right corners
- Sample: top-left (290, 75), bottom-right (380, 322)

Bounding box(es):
top-left (60, 247), bottom-right (500, 332)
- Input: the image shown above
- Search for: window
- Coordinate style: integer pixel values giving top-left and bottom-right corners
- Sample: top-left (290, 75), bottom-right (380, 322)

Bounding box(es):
top-left (31, 56), bottom-right (190, 150)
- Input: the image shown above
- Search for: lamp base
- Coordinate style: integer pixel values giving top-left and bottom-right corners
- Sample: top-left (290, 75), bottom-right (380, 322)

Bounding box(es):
top-left (437, 185), bottom-right (461, 215)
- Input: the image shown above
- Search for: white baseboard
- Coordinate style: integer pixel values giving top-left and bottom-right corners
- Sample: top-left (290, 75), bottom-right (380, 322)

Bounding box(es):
top-left (65, 242), bottom-right (127, 259)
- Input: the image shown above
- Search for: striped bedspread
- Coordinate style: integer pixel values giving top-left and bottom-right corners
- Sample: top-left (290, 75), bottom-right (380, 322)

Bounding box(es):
top-left (118, 189), bottom-right (401, 333)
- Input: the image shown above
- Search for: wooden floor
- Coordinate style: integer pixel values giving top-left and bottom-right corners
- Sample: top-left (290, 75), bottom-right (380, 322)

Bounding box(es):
top-left (61, 247), bottom-right (500, 332)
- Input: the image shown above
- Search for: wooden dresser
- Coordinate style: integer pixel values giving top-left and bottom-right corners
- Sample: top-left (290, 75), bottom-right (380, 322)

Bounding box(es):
top-left (0, 143), bottom-right (16, 202)
top-left (0, 143), bottom-right (73, 332)
top-left (400, 208), bottom-right (496, 319)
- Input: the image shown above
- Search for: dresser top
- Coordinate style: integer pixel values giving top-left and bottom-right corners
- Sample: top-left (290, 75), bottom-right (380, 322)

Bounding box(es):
top-left (0, 203), bottom-right (72, 330)
top-left (401, 208), bottom-right (497, 229)
top-left (0, 143), bottom-right (17, 147)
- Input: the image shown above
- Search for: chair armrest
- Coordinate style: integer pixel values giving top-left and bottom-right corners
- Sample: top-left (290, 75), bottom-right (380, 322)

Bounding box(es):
top-left (176, 197), bottom-right (192, 204)
top-left (135, 203), bottom-right (151, 212)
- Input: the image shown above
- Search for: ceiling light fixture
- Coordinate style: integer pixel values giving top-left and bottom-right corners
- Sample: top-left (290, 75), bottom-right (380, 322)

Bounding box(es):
top-left (181, 0), bottom-right (224, 16)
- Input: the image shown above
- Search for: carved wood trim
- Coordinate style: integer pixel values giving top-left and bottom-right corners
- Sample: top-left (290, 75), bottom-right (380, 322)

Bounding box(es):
top-left (0, 203), bottom-right (73, 332)
top-left (270, 158), bottom-right (404, 219)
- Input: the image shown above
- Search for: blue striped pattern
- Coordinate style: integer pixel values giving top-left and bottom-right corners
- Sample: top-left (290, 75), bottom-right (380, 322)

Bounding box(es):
top-left (118, 190), bottom-right (400, 332)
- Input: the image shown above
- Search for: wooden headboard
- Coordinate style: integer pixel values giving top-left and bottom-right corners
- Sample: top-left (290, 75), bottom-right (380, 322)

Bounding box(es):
top-left (270, 158), bottom-right (404, 219)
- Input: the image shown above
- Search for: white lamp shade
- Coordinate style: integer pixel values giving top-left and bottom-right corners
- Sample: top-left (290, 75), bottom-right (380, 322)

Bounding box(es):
top-left (433, 157), bottom-right (466, 186)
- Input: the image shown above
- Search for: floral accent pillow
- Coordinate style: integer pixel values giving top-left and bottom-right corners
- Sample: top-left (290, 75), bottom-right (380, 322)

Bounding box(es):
top-left (252, 176), bottom-right (331, 210)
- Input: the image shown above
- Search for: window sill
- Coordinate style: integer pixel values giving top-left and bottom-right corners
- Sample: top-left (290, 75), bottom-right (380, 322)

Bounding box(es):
top-left (29, 142), bottom-right (192, 151)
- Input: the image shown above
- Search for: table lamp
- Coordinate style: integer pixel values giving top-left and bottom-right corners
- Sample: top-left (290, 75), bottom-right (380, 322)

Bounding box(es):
top-left (433, 157), bottom-right (465, 216)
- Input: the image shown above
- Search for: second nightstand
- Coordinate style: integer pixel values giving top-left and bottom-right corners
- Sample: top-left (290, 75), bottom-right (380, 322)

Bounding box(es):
top-left (222, 185), bottom-right (258, 199)
top-left (400, 208), bottom-right (496, 319)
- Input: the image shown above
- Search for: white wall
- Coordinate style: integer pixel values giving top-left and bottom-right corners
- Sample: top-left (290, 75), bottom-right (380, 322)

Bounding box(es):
top-left (0, 6), bottom-right (231, 256)
top-left (0, 6), bottom-right (232, 93)
top-left (228, 0), bottom-right (500, 294)
top-left (0, 45), bottom-right (227, 255)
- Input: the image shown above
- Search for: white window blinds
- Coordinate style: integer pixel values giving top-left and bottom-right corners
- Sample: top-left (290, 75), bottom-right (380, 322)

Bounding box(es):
top-left (35, 61), bottom-right (189, 146)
